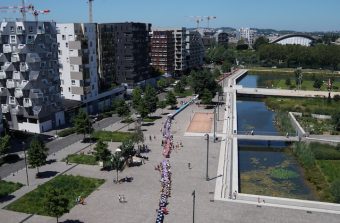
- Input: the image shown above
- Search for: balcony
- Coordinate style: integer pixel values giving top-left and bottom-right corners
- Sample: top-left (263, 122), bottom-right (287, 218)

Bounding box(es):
top-left (1, 104), bottom-right (9, 113)
top-left (70, 71), bottom-right (83, 80)
top-left (0, 71), bottom-right (6, 79)
top-left (3, 62), bottom-right (14, 72)
top-left (17, 80), bottom-right (28, 89)
top-left (3, 44), bottom-right (12, 53)
top-left (0, 87), bottom-right (8, 97)
top-left (14, 89), bottom-right (23, 98)
top-left (30, 89), bottom-right (44, 98)
top-left (70, 56), bottom-right (82, 65)
top-left (12, 71), bottom-right (21, 80)
top-left (20, 63), bottom-right (29, 72)
top-left (11, 54), bottom-right (20, 62)
top-left (11, 105), bottom-right (24, 115)
top-left (69, 41), bottom-right (81, 50)
top-left (6, 79), bottom-right (16, 88)
top-left (0, 53), bottom-right (8, 63)
top-left (23, 98), bottom-right (32, 107)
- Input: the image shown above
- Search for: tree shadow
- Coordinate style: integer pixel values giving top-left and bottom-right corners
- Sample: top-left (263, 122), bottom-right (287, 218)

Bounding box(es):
top-left (161, 112), bottom-right (170, 115)
top-left (36, 171), bottom-right (59, 179)
top-left (46, 159), bottom-right (57, 165)
top-left (0, 195), bottom-right (15, 203)
top-left (142, 123), bottom-right (155, 126)
top-left (62, 220), bottom-right (84, 223)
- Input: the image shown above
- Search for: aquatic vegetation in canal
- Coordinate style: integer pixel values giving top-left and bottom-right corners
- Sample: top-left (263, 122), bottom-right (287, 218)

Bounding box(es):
top-left (270, 168), bottom-right (299, 180)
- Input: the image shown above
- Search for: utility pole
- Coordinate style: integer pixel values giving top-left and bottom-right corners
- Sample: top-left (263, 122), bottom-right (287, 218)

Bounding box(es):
top-left (213, 106), bottom-right (217, 142)
top-left (192, 190), bottom-right (196, 223)
top-left (204, 134), bottom-right (209, 181)
top-left (22, 142), bottom-right (29, 186)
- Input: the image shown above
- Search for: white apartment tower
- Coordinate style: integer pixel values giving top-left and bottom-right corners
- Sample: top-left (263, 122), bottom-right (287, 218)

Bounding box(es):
top-left (57, 23), bottom-right (98, 103)
top-left (237, 28), bottom-right (257, 46)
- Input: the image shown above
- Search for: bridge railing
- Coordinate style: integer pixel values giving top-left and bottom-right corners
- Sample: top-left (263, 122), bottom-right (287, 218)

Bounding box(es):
top-left (237, 130), bottom-right (297, 136)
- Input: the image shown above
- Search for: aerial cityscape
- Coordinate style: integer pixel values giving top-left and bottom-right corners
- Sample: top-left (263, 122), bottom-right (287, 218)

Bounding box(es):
top-left (0, 0), bottom-right (339, 222)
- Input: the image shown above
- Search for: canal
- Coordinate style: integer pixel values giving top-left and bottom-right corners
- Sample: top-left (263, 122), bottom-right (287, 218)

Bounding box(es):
top-left (236, 87), bottom-right (316, 200)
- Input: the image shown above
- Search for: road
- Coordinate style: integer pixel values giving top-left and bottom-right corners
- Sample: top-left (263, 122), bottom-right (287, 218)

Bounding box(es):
top-left (0, 115), bottom-right (121, 179)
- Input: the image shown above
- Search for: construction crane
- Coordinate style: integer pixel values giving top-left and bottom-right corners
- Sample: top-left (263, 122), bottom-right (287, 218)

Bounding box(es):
top-left (0, 1), bottom-right (49, 21)
top-left (88, 0), bottom-right (94, 23)
top-left (188, 16), bottom-right (204, 29)
top-left (204, 16), bottom-right (217, 29)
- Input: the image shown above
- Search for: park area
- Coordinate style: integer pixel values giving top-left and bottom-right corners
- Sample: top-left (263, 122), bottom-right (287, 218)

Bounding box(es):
top-left (0, 181), bottom-right (23, 198)
top-left (5, 175), bottom-right (104, 216)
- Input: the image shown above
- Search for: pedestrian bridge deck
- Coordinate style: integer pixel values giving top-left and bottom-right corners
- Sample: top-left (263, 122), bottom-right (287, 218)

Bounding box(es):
top-left (237, 134), bottom-right (299, 142)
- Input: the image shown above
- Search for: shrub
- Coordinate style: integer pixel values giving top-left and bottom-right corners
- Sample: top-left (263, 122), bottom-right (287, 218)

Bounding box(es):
top-left (57, 128), bottom-right (76, 137)
top-left (330, 179), bottom-right (340, 203)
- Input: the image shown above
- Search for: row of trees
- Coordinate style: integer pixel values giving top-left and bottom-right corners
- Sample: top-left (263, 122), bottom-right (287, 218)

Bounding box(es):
top-left (258, 44), bottom-right (340, 70)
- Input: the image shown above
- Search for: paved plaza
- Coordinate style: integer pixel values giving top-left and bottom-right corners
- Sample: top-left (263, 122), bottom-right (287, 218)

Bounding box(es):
top-left (0, 95), bottom-right (339, 223)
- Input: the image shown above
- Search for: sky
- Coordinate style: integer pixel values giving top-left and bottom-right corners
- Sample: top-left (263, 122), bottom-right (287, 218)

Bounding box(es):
top-left (0, 0), bottom-right (339, 32)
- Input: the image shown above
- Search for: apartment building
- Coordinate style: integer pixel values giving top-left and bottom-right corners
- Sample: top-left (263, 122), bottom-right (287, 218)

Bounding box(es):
top-left (57, 23), bottom-right (98, 102)
top-left (173, 28), bottom-right (187, 73)
top-left (97, 22), bottom-right (151, 88)
top-left (186, 30), bottom-right (204, 69)
top-left (237, 28), bottom-right (257, 46)
top-left (150, 30), bottom-right (175, 74)
top-left (0, 20), bottom-right (64, 133)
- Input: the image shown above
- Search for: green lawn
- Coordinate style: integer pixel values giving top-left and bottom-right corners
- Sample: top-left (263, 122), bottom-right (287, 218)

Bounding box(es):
top-left (92, 131), bottom-right (133, 142)
top-left (5, 175), bottom-right (104, 216)
top-left (0, 181), bottom-right (23, 197)
top-left (317, 160), bottom-right (340, 183)
top-left (64, 154), bottom-right (97, 165)
top-left (174, 88), bottom-right (194, 98)
top-left (265, 97), bottom-right (340, 116)
top-left (143, 116), bottom-right (162, 123)
top-left (296, 116), bottom-right (337, 135)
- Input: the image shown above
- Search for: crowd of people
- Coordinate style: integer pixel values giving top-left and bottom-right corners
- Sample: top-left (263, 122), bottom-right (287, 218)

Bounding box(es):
top-left (155, 116), bottom-right (173, 223)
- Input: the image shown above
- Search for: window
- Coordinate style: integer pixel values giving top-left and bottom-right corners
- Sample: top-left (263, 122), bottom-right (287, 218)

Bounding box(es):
top-left (28, 26), bottom-right (33, 33)
top-left (10, 35), bottom-right (16, 44)
top-left (60, 79), bottom-right (64, 85)
top-left (71, 80), bottom-right (75, 85)
top-left (89, 41), bottom-right (92, 47)
top-left (17, 26), bottom-right (22, 32)
top-left (58, 50), bottom-right (62, 55)
top-left (9, 96), bottom-right (15, 104)
top-left (24, 98), bottom-right (30, 103)
top-left (68, 87), bottom-right (71, 92)
top-left (10, 26), bottom-right (14, 33)
top-left (60, 87), bottom-right (63, 92)
top-left (65, 43), bottom-right (68, 47)
top-left (62, 35), bottom-right (66, 40)
top-left (27, 35), bottom-right (34, 44)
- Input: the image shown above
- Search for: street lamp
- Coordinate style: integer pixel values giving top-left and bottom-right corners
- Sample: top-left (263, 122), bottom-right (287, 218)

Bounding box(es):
top-left (192, 190), bottom-right (196, 223)
top-left (213, 106), bottom-right (217, 143)
top-left (112, 148), bottom-right (122, 183)
top-left (204, 134), bottom-right (209, 181)
top-left (22, 142), bottom-right (29, 186)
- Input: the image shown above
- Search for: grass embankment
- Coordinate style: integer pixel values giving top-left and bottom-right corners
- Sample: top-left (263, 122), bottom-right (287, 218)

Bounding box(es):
top-left (92, 131), bottom-right (133, 142)
top-left (64, 154), bottom-right (97, 165)
top-left (265, 97), bottom-right (339, 135)
top-left (0, 181), bottom-right (23, 197)
top-left (6, 175), bottom-right (104, 216)
top-left (248, 68), bottom-right (340, 91)
top-left (292, 142), bottom-right (340, 202)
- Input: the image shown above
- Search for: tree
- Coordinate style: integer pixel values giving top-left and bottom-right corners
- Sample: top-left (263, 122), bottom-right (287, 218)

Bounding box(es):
top-left (0, 134), bottom-right (10, 156)
top-left (143, 85), bottom-right (158, 115)
top-left (111, 152), bottom-right (124, 183)
top-left (330, 179), bottom-right (340, 203)
top-left (131, 87), bottom-right (143, 110)
top-left (294, 69), bottom-right (303, 89)
top-left (221, 60), bottom-right (231, 73)
top-left (166, 91), bottom-right (177, 109)
top-left (136, 99), bottom-right (149, 118)
top-left (253, 36), bottom-right (269, 51)
top-left (44, 187), bottom-right (69, 223)
top-left (28, 137), bottom-right (48, 175)
top-left (157, 78), bottom-right (168, 90)
top-left (190, 69), bottom-right (219, 99)
top-left (201, 88), bottom-right (213, 105)
top-left (334, 95), bottom-right (340, 102)
top-left (132, 119), bottom-right (144, 144)
top-left (236, 39), bottom-right (249, 50)
top-left (158, 100), bottom-right (167, 114)
top-left (116, 99), bottom-right (130, 117)
top-left (73, 110), bottom-right (93, 140)
top-left (119, 139), bottom-right (135, 158)
top-left (94, 140), bottom-right (111, 168)
top-left (332, 113), bottom-right (340, 131)
top-left (313, 78), bottom-right (323, 89)
top-left (285, 78), bottom-right (291, 86)
top-left (174, 81), bottom-right (185, 94)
